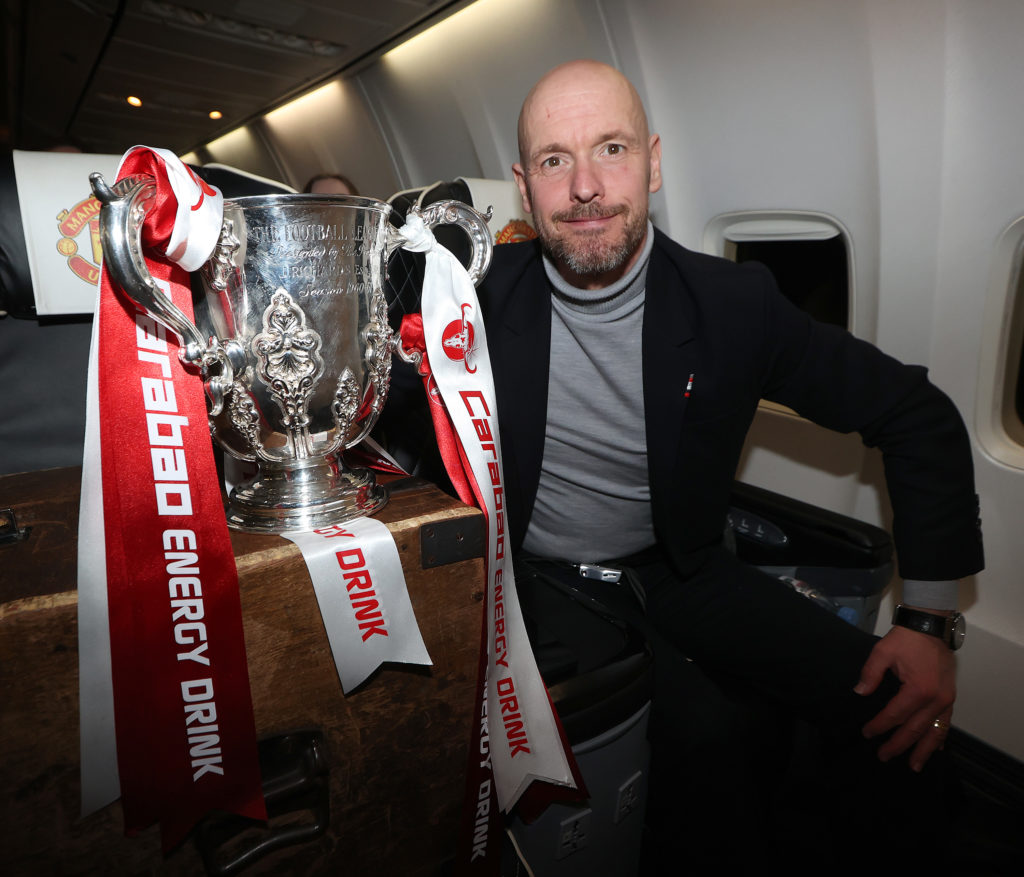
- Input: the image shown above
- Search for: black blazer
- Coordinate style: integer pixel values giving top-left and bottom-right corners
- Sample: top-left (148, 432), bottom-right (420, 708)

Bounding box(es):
top-left (474, 228), bottom-right (983, 582)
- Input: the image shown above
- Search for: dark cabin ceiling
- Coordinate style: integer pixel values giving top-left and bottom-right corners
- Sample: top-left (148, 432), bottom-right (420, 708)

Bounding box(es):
top-left (1, 0), bottom-right (470, 156)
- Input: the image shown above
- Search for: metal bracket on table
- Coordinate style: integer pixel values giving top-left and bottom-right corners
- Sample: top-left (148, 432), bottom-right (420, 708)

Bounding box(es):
top-left (371, 475), bottom-right (486, 567)
top-left (0, 508), bottom-right (30, 546)
top-left (421, 514), bottom-right (486, 569)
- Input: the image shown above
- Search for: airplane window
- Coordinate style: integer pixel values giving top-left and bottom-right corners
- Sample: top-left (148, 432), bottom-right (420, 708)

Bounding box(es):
top-left (968, 216), bottom-right (1024, 467)
top-left (705, 213), bottom-right (852, 331)
top-left (1015, 358), bottom-right (1024, 425)
top-left (990, 231), bottom-right (1024, 446)
top-left (1016, 361), bottom-right (1024, 425)
top-left (726, 236), bottom-right (849, 329)
top-left (703, 212), bottom-right (853, 419)
top-left (1012, 265), bottom-right (1024, 428)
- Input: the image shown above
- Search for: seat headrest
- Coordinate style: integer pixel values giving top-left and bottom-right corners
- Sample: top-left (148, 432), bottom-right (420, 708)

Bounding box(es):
top-left (191, 163), bottom-right (296, 199)
top-left (455, 177), bottom-right (536, 244)
top-left (387, 177), bottom-right (536, 245)
top-left (3, 149), bottom-right (120, 316)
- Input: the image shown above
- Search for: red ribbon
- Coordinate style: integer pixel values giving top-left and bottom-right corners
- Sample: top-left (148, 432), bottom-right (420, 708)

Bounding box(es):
top-left (98, 150), bottom-right (265, 849)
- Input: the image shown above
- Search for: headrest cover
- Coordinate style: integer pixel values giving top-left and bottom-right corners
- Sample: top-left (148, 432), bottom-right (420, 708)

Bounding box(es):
top-left (11, 149), bottom-right (120, 315)
top-left (456, 177), bottom-right (536, 244)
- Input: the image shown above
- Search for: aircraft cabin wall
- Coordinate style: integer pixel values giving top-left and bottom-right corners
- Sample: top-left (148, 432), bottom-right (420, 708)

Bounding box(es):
top-left (190, 0), bottom-right (1024, 761)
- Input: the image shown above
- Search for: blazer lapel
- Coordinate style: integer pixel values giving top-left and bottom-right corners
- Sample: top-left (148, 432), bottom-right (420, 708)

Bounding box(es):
top-left (643, 237), bottom-right (697, 495)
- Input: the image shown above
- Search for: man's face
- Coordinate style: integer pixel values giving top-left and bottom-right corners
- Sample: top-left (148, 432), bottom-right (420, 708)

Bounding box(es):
top-left (513, 66), bottom-right (662, 290)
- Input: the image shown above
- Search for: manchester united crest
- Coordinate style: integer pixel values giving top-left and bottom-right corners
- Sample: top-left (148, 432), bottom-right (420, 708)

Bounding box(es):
top-left (55, 195), bottom-right (104, 286)
top-left (495, 219), bottom-right (537, 245)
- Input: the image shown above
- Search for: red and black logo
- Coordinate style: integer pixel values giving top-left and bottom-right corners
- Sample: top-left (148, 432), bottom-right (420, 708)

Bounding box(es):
top-left (441, 303), bottom-right (477, 373)
top-left (55, 195), bottom-right (103, 286)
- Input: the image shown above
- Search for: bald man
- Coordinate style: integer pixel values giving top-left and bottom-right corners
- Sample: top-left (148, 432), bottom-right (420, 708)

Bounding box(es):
top-left (389, 60), bottom-right (982, 870)
top-left (512, 62), bottom-right (661, 289)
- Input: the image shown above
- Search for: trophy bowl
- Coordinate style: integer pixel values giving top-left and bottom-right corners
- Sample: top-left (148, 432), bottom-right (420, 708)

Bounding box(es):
top-left (91, 174), bottom-right (492, 533)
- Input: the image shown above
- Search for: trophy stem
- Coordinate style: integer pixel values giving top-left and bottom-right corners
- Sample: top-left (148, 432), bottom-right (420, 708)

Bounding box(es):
top-left (287, 425), bottom-right (316, 460)
top-left (225, 453), bottom-right (388, 533)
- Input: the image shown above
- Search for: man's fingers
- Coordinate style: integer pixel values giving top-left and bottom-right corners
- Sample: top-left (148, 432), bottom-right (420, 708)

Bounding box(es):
top-left (855, 627), bottom-right (957, 768)
top-left (869, 700), bottom-right (954, 766)
top-left (908, 710), bottom-right (953, 772)
top-left (853, 649), bottom-right (886, 697)
top-left (861, 684), bottom-right (922, 739)
top-left (876, 712), bottom-right (935, 761)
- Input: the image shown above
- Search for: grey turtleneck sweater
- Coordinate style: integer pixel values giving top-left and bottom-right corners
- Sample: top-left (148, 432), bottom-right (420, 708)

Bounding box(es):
top-left (522, 223), bottom-right (656, 561)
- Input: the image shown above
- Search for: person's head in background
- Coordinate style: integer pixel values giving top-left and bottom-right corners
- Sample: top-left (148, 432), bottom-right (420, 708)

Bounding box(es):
top-left (44, 135), bottom-right (86, 153)
top-left (303, 172), bottom-right (360, 195)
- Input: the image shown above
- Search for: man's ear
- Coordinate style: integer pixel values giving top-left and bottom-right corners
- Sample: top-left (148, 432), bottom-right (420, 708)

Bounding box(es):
top-left (512, 163), bottom-right (533, 213)
top-left (648, 134), bottom-right (663, 194)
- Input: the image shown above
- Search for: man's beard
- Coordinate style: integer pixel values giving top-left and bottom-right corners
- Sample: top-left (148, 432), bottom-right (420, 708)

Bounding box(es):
top-left (536, 202), bottom-right (648, 282)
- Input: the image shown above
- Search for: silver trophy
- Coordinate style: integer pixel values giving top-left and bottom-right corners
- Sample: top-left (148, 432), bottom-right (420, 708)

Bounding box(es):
top-left (90, 173), bottom-right (492, 533)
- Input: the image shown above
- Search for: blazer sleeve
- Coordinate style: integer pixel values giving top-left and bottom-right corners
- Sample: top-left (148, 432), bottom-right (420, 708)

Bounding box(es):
top-left (752, 264), bottom-right (983, 581)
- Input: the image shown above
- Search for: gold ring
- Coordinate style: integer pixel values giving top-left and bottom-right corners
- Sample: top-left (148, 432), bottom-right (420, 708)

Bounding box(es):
top-left (932, 719), bottom-right (950, 732)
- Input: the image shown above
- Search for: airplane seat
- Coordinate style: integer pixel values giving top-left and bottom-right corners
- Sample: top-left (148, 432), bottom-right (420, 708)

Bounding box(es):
top-left (188, 162), bottom-right (296, 199)
top-left (386, 175), bottom-right (536, 242)
top-left (0, 150), bottom-right (292, 476)
top-left (0, 148), bottom-right (121, 476)
top-left (379, 178), bottom-right (538, 490)
top-left (384, 176), bottom-right (537, 330)
top-left (0, 150), bottom-right (36, 319)
top-left (502, 559), bottom-right (654, 877)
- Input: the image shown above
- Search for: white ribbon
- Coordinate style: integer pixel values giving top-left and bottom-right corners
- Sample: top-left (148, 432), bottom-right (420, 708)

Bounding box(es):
top-left (399, 213), bottom-right (576, 809)
top-left (282, 518), bottom-right (431, 692)
top-left (78, 309), bottom-right (119, 814)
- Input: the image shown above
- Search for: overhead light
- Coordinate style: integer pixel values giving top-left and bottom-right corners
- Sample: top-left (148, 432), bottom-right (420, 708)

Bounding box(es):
top-left (209, 110), bottom-right (223, 120)
top-left (126, 96), bottom-right (142, 107)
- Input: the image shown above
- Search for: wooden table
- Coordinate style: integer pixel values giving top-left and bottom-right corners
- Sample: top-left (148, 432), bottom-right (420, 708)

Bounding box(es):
top-left (0, 467), bottom-right (485, 876)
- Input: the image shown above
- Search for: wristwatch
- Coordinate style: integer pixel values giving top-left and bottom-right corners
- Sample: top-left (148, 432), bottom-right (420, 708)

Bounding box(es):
top-left (892, 605), bottom-right (966, 650)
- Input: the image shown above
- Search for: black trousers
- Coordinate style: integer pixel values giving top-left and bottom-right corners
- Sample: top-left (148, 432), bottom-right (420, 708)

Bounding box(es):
top-left (514, 547), bottom-right (963, 875)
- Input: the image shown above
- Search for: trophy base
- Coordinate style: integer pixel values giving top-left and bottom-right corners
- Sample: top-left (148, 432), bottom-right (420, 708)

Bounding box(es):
top-left (224, 455), bottom-right (389, 534)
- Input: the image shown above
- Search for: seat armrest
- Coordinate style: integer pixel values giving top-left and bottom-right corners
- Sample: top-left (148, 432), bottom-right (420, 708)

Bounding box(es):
top-left (729, 480), bottom-right (893, 569)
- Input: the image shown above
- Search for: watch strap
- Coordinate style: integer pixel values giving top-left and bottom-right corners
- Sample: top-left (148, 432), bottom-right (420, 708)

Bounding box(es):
top-left (892, 605), bottom-right (957, 647)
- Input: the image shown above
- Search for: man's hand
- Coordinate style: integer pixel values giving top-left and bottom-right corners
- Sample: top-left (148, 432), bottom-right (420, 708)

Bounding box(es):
top-left (854, 623), bottom-right (956, 771)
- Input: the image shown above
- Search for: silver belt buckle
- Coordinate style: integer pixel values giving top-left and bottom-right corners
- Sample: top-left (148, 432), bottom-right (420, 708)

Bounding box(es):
top-left (576, 563), bottom-right (622, 583)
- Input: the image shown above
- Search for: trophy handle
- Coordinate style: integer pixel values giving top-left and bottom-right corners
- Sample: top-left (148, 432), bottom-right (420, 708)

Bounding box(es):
top-left (385, 199), bottom-right (494, 287)
top-left (90, 172), bottom-right (242, 415)
top-left (91, 173), bottom-right (208, 362)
